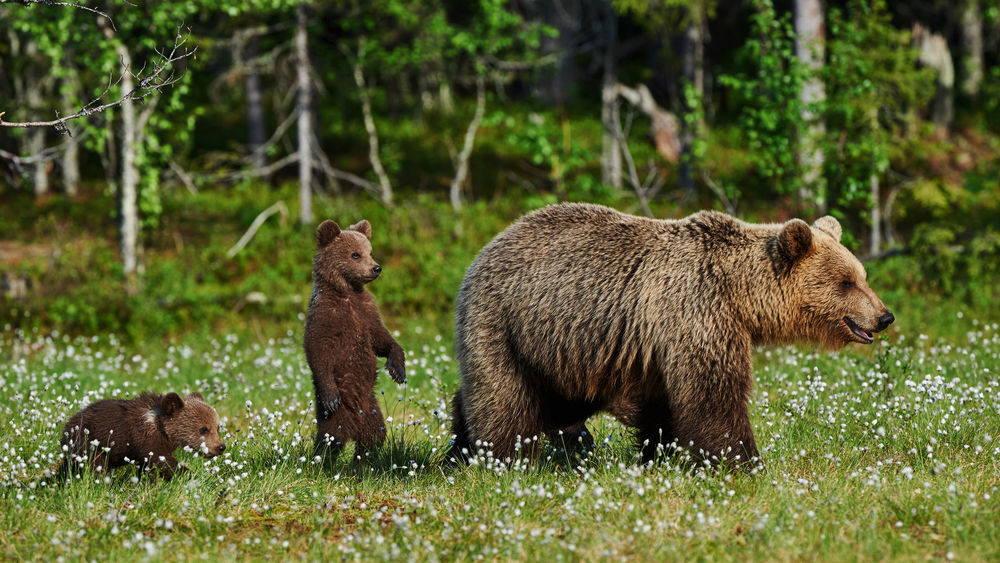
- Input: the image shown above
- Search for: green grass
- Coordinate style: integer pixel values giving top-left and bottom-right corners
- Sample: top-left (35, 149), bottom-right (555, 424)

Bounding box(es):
top-left (2, 303), bottom-right (999, 560)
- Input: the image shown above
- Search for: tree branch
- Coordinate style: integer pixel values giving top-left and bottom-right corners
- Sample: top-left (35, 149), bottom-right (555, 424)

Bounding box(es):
top-left (1, 0), bottom-right (115, 29)
top-left (0, 27), bottom-right (195, 129)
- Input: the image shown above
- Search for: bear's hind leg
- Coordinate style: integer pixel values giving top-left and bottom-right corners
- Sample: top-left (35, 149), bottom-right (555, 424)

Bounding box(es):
top-left (352, 394), bottom-right (387, 462)
top-left (635, 397), bottom-right (676, 464)
top-left (445, 391), bottom-right (473, 463)
top-left (464, 369), bottom-right (544, 464)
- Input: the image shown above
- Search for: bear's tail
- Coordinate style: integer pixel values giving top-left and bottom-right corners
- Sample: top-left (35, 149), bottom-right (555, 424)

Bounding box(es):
top-left (443, 390), bottom-right (472, 465)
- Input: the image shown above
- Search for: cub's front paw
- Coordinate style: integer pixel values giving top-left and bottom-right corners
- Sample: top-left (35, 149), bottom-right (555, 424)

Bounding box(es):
top-left (318, 396), bottom-right (341, 419)
top-left (387, 359), bottom-right (406, 384)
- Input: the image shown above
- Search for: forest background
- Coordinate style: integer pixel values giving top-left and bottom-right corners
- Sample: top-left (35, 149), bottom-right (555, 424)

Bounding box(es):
top-left (1, 0), bottom-right (999, 337)
top-left (2, 2), bottom-right (1000, 560)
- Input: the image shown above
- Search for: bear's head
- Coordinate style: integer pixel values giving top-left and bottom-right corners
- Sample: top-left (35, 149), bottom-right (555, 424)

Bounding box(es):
top-left (774, 216), bottom-right (894, 348)
top-left (159, 392), bottom-right (226, 457)
top-left (312, 219), bottom-right (381, 292)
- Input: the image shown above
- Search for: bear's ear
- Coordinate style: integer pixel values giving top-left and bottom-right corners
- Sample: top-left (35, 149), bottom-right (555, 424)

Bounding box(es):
top-left (160, 392), bottom-right (184, 417)
top-left (187, 392), bottom-right (204, 401)
top-left (317, 220), bottom-right (341, 247)
top-left (778, 219), bottom-right (813, 263)
top-left (349, 220), bottom-right (372, 239)
top-left (812, 215), bottom-right (842, 242)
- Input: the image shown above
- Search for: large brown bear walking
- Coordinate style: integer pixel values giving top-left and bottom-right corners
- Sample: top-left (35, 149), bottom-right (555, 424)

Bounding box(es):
top-left (305, 219), bottom-right (406, 462)
top-left (58, 392), bottom-right (225, 480)
top-left (448, 203), bottom-right (894, 466)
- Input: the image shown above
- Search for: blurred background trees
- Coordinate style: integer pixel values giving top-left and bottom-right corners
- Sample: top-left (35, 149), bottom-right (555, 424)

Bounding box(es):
top-left (1, 0), bottom-right (999, 336)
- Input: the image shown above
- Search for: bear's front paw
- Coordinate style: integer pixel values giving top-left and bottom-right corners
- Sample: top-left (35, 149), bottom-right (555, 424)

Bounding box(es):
top-left (387, 360), bottom-right (406, 384)
top-left (318, 396), bottom-right (341, 419)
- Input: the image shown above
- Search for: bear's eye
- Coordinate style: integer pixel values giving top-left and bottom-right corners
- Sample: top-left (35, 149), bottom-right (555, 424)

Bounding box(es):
top-left (840, 280), bottom-right (854, 289)
top-left (351, 252), bottom-right (361, 259)
top-left (200, 427), bottom-right (209, 435)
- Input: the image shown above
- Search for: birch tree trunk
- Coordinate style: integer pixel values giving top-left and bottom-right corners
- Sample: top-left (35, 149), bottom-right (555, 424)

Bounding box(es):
top-left (61, 69), bottom-right (80, 197)
top-left (869, 174), bottom-right (881, 256)
top-left (449, 76), bottom-right (486, 212)
top-left (24, 40), bottom-right (49, 198)
top-left (296, 3), bottom-right (313, 225)
top-left (960, 0), bottom-right (983, 97)
top-left (116, 42), bottom-right (139, 278)
top-left (679, 9), bottom-right (706, 194)
top-left (599, 0), bottom-right (622, 189)
top-left (794, 0), bottom-right (825, 210)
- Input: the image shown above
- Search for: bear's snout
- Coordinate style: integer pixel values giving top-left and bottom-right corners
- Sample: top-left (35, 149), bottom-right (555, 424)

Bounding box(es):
top-left (216, 444), bottom-right (226, 454)
top-left (876, 311), bottom-right (895, 332)
top-left (372, 264), bottom-right (382, 276)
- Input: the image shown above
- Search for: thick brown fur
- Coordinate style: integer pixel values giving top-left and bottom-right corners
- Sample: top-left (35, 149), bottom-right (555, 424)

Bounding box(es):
top-left (448, 203), bottom-right (894, 466)
top-left (58, 392), bottom-right (224, 480)
top-left (305, 219), bottom-right (406, 462)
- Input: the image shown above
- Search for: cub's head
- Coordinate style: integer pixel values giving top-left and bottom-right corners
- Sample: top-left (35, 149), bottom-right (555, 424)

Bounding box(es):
top-left (159, 392), bottom-right (226, 457)
top-left (312, 219), bottom-right (381, 291)
top-left (773, 216), bottom-right (894, 348)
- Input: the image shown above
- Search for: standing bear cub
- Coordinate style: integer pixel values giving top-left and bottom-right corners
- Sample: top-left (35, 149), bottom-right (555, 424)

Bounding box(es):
top-left (448, 203), bottom-right (894, 466)
top-left (305, 219), bottom-right (406, 462)
top-left (59, 392), bottom-right (225, 480)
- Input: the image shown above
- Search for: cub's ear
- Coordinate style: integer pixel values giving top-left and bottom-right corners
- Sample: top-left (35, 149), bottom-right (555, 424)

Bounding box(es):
top-left (161, 392), bottom-right (184, 417)
top-left (317, 220), bottom-right (341, 247)
top-left (349, 219), bottom-right (372, 239)
top-left (187, 392), bottom-right (204, 401)
top-left (813, 215), bottom-right (842, 242)
top-left (778, 219), bottom-right (813, 263)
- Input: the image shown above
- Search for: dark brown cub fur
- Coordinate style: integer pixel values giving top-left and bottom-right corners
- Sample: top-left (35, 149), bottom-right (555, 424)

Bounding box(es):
top-left (304, 219), bottom-right (406, 463)
top-left (58, 392), bottom-right (224, 480)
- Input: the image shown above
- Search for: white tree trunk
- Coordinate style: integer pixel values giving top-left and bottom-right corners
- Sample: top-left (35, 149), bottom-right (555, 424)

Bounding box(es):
top-left (869, 174), bottom-right (881, 256)
top-left (794, 0), bottom-right (825, 209)
top-left (450, 76), bottom-right (486, 212)
top-left (599, 0), bottom-right (621, 189)
top-left (960, 0), bottom-right (983, 96)
top-left (296, 3), bottom-right (313, 225)
top-left (117, 42), bottom-right (139, 278)
top-left (352, 39), bottom-right (393, 206)
top-left (24, 40), bottom-right (49, 198)
top-left (61, 72), bottom-right (80, 197)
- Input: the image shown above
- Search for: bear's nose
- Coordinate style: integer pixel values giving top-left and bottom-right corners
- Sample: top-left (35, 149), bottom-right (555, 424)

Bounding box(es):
top-left (876, 311), bottom-right (895, 331)
top-left (372, 265), bottom-right (382, 276)
top-left (216, 444), bottom-right (226, 453)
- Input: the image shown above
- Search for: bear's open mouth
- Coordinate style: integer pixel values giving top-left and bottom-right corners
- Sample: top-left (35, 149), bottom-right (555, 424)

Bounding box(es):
top-left (844, 317), bottom-right (874, 344)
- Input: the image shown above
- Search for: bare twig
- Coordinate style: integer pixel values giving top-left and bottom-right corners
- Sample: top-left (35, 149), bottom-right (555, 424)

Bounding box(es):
top-left (226, 201), bottom-right (289, 259)
top-left (612, 107), bottom-right (653, 218)
top-left (449, 74), bottom-right (486, 212)
top-left (342, 38), bottom-right (393, 205)
top-left (0, 27), bottom-right (195, 129)
top-left (1, 0), bottom-right (115, 29)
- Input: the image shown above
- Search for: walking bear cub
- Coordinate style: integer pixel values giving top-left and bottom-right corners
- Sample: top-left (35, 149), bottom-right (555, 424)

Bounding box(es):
top-left (448, 203), bottom-right (894, 466)
top-left (305, 219), bottom-right (406, 462)
top-left (59, 392), bottom-right (224, 480)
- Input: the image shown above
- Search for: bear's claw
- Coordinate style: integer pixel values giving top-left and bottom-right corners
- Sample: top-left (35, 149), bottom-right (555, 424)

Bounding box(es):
top-left (387, 361), bottom-right (406, 384)
top-left (319, 397), bottom-right (341, 418)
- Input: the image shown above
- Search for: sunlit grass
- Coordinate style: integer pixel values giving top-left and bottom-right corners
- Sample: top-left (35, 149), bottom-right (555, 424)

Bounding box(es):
top-left (1, 312), bottom-right (999, 560)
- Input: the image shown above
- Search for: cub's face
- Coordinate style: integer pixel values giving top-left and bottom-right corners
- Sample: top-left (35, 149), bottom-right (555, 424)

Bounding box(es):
top-left (160, 393), bottom-right (226, 457)
top-left (312, 219), bottom-right (381, 290)
top-left (777, 216), bottom-right (895, 348)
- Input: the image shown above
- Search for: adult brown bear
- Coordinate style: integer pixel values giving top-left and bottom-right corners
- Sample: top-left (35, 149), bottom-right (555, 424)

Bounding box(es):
top-left (448, 203), bottom-right (893, 466)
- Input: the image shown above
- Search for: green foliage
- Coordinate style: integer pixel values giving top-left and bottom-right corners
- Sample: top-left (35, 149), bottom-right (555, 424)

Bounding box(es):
top-left (499, 111), bottom-right (612, 206)
top-left (819, 0), bottom-right (933, 218)
top-left (717, 0), bottom-right (806, 201)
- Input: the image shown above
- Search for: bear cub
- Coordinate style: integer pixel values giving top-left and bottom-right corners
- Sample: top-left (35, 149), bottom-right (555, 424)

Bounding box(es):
top-left (305, 219), bottom-right (406, 462)
top-left (59, 392), bottom-right (224, 480)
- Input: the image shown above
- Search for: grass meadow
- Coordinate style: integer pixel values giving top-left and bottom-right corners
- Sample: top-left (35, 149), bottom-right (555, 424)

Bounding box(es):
top-left (1, 302), bottom-right (999, 561)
